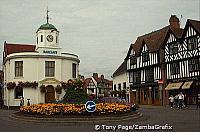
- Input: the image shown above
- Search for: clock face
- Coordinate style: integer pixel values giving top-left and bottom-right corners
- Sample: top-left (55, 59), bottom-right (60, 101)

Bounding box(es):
top-left (46, 35), bottom-right (53, 42)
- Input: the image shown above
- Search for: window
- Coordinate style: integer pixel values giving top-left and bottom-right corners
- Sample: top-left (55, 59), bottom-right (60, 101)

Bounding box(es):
top-left (188, 58), bottom-right (200, 72)
top-left (142, 51), bottom-right (150, 62)
top-left (169, 43), bottom-right (178, 54)
top-left (15, 61), bottom-right (23, 77)
top-left (15, 86), bottom-right (23, 99)
top-left (72, 63), bottom-right (77, 78)
top-left (37, 37), bottom-right (38, 44)
top-left (129, 72), bottom-right (133, 83)
top-left (187, 37), bottom-right (198, 50)
top-left (123, 82), bottom-right (126, 89)
top-left (130, 56), bottom-right (137, 65)
top-left (145, 68), bottom-right (154, 82)
top-left (133, 71), bottom-right (141, 84)
top-left (114, 84), bottom-right (116, 91)
top-left (41, 35), bottom-right (43, 42)
top-left (118, 84), bottom-right (121, 91)
top-left (45, 61), bottom-right (55, 77)
top-left (170, 62), bottom-right (180, 75)
top-left (56, 36), bottom-right (58, 43)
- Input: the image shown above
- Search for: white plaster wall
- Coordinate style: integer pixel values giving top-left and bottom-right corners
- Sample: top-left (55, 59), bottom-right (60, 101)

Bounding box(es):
top-left (3, 53), bottom-right (79, 106)
top-left (113, 72), bottom-right (130, 91)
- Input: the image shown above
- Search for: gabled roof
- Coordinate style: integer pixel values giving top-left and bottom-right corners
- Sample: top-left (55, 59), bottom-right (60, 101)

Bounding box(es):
top-left (189, 19), bottom-right (200, 34)
top-left (4, 42), bottom-right (36, 58)
top-left (132, 26), bottom-right (184, 56)
top-left (83, 78), bottom-right (93, 89)
top-left (113, 61), bottom-right (126, 77)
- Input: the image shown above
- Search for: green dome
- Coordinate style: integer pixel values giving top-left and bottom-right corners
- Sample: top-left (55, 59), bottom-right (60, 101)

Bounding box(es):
top-left (37, 23), bottom-right (57, 31)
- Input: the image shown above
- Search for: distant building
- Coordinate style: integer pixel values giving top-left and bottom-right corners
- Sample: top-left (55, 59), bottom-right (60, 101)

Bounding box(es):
top-left (84, 73), bottom-right (113, 98)
top-left (112, 60), bottom-right (131, 102)
top-left (3, 11), bottom-right (80, 107)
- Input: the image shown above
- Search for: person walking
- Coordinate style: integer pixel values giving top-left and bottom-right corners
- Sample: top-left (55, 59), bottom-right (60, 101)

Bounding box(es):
top-left (169, 95), bottom-right (174, 108)
top-left (178, 92), bottom-right (184, 109)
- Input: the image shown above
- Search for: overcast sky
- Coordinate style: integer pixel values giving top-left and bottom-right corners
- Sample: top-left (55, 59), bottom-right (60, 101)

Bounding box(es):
top-left (0, 0), bottom-right (199, 79)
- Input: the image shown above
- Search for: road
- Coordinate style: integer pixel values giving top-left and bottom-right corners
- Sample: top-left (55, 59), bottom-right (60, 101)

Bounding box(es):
top-left (0, 106), bottom-right (199, 132)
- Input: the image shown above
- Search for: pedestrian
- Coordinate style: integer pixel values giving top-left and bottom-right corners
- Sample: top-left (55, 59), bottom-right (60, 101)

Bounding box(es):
top-left (197, 94), bottom-right (200, 109)
top-left (169, 95), bottom-right (174, 108)
top-left (178, 92), bottom-right (184, 109)
top-left (174, 94), bottom-right (178, 108)
top-left (184, 94), bottom-right (188, 108)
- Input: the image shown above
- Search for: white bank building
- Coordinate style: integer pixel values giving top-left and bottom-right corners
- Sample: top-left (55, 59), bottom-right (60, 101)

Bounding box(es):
top-left (2, 16), bottom-right (80, 107)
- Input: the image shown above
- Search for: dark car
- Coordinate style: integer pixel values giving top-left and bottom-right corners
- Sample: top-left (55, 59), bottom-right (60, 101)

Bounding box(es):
top-left (98, 97), bottom-right (138, 111)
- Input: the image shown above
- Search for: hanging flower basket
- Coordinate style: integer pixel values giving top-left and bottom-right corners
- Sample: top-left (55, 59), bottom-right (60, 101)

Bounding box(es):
top-left (40, 85), bottom-right (46, 93)
top-left (55, 85), bottom-right (62, 94)
top-left (7, 82), bottom-right (16, 90)
top-left (17, 81), bottom-right (38, 88)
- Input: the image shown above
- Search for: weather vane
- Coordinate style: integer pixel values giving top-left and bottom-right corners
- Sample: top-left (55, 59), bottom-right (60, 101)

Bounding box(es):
top-left (46, 7), bottom-right (50, 23)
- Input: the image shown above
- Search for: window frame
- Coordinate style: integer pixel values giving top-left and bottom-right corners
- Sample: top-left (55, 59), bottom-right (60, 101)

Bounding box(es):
top-left (142, 51), bottom-right (150, 62)
top-left (72, 63), bottom-right (77, 78)
top-left (187, 37), bottom-right (198, 51)
top-left (188, 58), bottom-right (200, 72)
top-left (145, 68), bottom-right (154, 82)
top-left (170, 62), bottom-right (180, 75)
top-left (15, 61), bottom-right (23, 77)
top-left (45, 61), bottom-right (55, 77)
top-left (15, 86), bottom-right (23, 99)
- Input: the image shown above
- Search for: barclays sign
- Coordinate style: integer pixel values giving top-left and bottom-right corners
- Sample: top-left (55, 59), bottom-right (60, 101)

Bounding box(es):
top-left (43, 50), bottom-right (57, 55)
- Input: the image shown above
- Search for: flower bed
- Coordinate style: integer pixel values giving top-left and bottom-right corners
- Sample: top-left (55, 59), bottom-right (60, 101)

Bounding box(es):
top-left (20, 103), bottom-right (131, 116)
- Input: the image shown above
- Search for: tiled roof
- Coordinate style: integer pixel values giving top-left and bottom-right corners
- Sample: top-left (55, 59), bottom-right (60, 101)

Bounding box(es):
top-left (132, 25), bottom-right (184, 56)
top-left (4, 42), bottom-right (36, 58)
top-left (83, 78), bottom-right (93, 89)
top-left (113, 61), bottom-right (126, 77)
top-left (188, 19), bottom-right (200, 34)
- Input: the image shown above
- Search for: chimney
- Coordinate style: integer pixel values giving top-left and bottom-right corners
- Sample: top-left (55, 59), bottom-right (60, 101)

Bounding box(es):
top-left (169, 15), bottom-right (180, 29)
top-left (101, 75), bottom-right (104, 80)
top-left (93, 73), bottom-right (98, 79)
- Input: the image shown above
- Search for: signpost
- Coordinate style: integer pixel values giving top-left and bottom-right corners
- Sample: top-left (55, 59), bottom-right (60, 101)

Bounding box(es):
top-left (85, 101), bottom-right (96, 112)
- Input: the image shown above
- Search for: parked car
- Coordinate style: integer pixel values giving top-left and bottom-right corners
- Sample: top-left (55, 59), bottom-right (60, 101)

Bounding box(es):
top-left (98, 97), bottom-right (138, 111)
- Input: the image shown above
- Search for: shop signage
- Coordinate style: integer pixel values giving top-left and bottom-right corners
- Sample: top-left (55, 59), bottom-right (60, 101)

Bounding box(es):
top-left (43, 50), bottom-right (57, 55)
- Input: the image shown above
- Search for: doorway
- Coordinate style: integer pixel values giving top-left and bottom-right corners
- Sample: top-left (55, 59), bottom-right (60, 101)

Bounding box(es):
top-left (45, 85), bottom-right (55, 103)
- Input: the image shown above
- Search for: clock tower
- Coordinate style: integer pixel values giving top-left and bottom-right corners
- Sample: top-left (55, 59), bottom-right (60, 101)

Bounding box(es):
top-left (36, 9), bottom-right (60, 51)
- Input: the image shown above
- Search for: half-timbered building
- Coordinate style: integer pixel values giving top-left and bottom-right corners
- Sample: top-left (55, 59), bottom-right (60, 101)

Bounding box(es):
top-left (164, 19), bottom-right (200, 104)
top-left (126, 15), bottom-right (187, 105)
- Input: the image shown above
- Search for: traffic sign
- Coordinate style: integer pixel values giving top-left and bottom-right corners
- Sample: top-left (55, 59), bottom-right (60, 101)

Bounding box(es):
top-left (85, 101), bottom-right (96, 112)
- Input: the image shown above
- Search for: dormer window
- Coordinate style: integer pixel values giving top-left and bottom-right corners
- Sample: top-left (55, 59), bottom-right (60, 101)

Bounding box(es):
top-left (187, 37), bottom-right (198, 50)
top-left (142, 51), bottom-right (149, 62)
top-left (169, 42), bottom-right (178, 54)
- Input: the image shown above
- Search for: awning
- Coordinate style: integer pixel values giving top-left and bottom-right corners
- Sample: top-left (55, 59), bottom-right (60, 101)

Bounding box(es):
top-left (182, 81), bottom-right (193, 89)
top-left (165, 82), bottom-right (183, 90)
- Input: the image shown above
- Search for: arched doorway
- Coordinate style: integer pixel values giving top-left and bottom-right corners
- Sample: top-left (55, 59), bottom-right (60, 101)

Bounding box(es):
top-left (45, 85), bottom-right (55, 103)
